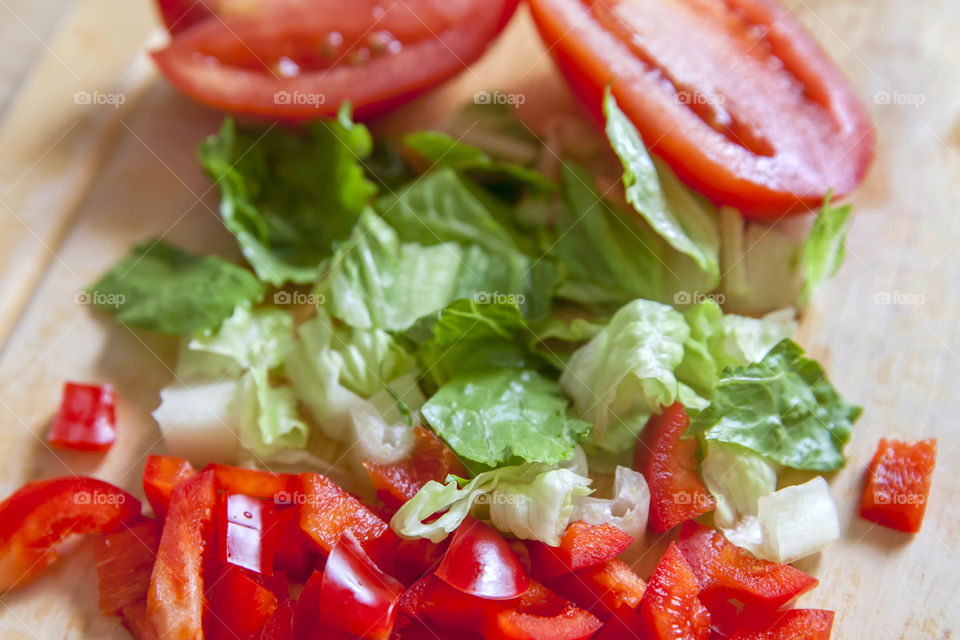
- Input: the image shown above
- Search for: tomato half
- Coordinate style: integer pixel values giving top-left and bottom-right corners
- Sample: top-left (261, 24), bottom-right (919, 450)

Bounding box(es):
top-left (151, 0), bottom-right (519, 121)
top-left (528, 0), bottom-right (874, 217)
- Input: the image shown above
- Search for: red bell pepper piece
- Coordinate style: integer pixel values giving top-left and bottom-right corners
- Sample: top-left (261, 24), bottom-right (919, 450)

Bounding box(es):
top-left (143, 472), bottom-right (216, 640)
top-left (363, 426), bottom-right (467, 510)
top-left (94, 519), bottom-right (161, 616)
top-left (319, 531), bottom-right (405, 640)
top-left (420, 574), bottom-right (496, 630)
top-left (259, 598), bottom-right (295, 640)
top-left (121, 601), bottom-right (149, 639)
top-left (546, 559), bottom-right (646, 620)
top-left (393, 535), bottom-right (448, 585)
top-left (205, 564), bottom-right (278, 640)
top-left (436, 517), bottom-right (530, 599)
top-left (638, 542), bottom-right (711, 640)
top-left (399, 573), bottom-right (436, 622)
top-left (204, 463), bottom-right (298, 501)
top-left (218, 492), bottom-right (277, 575)
top-left (860, 438), bottom-right (937, 533)
top-left (483, 580), bottom-right (603, 640)
top-left (728, 609), bottom-right (834, 640)
top-left (142, 455), bottom-right (196, 519)
top-left (528, 520), bottom-right (633, 579)
top-left (291, 571), bottom-right (359, 640)
top-left (0, 476), bottom-right (141, 591)
top-left (634, 402), bottom-right (714, 532)
top-left (297, 473), bottom-right (395, 567)
top-left (677, 522), bottom-right (818, 611)
top-left (272, 506), bottom-right (318, 581)
top-left (47, 382), bottom-right (117, 451)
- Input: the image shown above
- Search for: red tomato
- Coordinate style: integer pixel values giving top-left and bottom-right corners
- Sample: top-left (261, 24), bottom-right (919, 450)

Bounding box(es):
top-left (47, 382), bottom-right (116, 452)
top-left (319, 532), bottom-right (405, 640)
top-left (205, 565), bottom-right (278, 640)
top-left (151, 0), bottom-right (520, 121)
top-left (527, 520), bottom-right (633, 579)
top-left (0, 476), bottom-right (141, 591)
top-left (142, 455), bottom-right (196, 519)
top-left (634, 402), bottom-right (714, 532)
top-left (218, 493), bottom-right (277, 575)
top-left (860, 438), bottom-right (937, 533)
top-left (729, 609), bottom-right (834, 640)
top-left (93, 519), bottom-right (161, 616)
top-left (677, 522), bottom-right (818, 611)
top-left (527, 0), bottom-right (874, 217)
top-left (364, 425), bottom-right (467, 511)
top-left (638, 542), bottom-right (711, 640)
top-left (546, 559), bottom-right (646, 621)
top-left (435, 517), bottom-right (530, 600)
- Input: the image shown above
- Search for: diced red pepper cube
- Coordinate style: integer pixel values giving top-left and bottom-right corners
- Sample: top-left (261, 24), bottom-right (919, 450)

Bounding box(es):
top-left (259, 598), bottom-right (295, 640)
top-left (528, 520), bottom-right (633, 579)
top-left (205, 564), bottom-right (278, 640)
top-left (860, 438), bottom-right (936, 533)
top-left (218, 493), bottom-right (277, 575)
top-left (47, 382), bottom-right (116, 452)
top-left (728, 608), bottom-right (834, 640)
top-left (272, 505), bottom-right (319, 581)
top-left (638, 542), bottom-right (711, 640)
top-left (546, 559), bottom-right (646, 620)
top-left (142, 455), bottom-right (196, 519)
top-left (482, 580), bottom-right (603, 640)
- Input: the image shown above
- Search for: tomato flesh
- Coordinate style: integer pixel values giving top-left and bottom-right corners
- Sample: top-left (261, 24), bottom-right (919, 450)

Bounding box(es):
top-left (860, 438), bottom-right (936, 533)
top-left (435, 517), bottom-right (530, 600)
top-left (484, 580), bottom-right (603, 640)
top-left (47, 382), bottom-right (116, 451)
top-left (528, 0), bottom-right (874, 217)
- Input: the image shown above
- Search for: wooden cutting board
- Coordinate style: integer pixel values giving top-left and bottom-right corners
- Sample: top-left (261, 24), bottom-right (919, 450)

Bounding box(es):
top-left (0, 0), bottom-right (957, 638)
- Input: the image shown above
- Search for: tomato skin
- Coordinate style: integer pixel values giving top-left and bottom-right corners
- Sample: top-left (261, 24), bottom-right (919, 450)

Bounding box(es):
top-left (527, 0), bottom-right (874, 217)
top-left (142, 455), bottom-right (197, 520)
top-left (634, 403), bottom-right (714, 532)
top-left (545, 559), bottom-right (646, 621)
top-left (0, 476), bottom-right (142, 591)
top-left (860, 438), bottom-right (936, 533)
top-left (728, 609), bottom-right (834, 640)
top-left (94, 519), bottom-right (162, 616)
top-left (151, 0), bottom-right (520, 122)
top-left (528, 520), bottom-right (633, 579)
top-left (47, 382), bottom-right (116, 452)
top-left (638, 542), bottom-right (711, 640)
top-left (435, 517), bottom-right (530, 600)
top-left (677, 522), bottom-right (818, 611)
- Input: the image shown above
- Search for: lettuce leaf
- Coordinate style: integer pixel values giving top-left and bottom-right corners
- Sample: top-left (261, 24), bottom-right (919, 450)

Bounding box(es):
top-left (489, 468), bottom-right (592, 545)
top-left (800, 194), bottom-right (854, 304)
top-left (571, 466), bottom-right (650, 543)
top-left (701, 441), bottom-right (778, 529)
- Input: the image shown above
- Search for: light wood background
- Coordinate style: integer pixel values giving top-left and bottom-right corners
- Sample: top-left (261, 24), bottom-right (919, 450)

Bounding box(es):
top-left (0, 0), bottom-right (957, 638)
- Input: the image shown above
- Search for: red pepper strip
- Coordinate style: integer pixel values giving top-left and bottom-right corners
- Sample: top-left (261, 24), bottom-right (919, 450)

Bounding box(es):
top-left (0, 476), bottom-right (141, 591)
top-left (142, 455), bottom-right (196, 520)
top-left (546, 559), bottom-right (646, 620)
top-left (528, 520), bottom-right (633, 579)
top-left (203, 463), bottom-right (298, 501)
top-left (638, 542), bottom-right (711, 640)
top-left (677, 522), bottom-right (818, 611)
top-left (94, 519), bottom-right (161, 615)
top-left (728, 609), bottom-right (834, 640)
top-left (363, 425), bottom-right (467, 511)
top-left (860, 438), bottom-right (937, 533)
top-left (121, 601), bottom-right (149, 640)
top-left (218, 493), bottom-right (277, 575)
top-left (205, 564), bottom-right (278, 640)
top-left (483, 580), bottom-right (603, 640)
top-left (259, 598), bottom-right (295, 640)
top-left (47, 381), bottom-right (117, 451)
top-left (634, 402), bottom-right (714, 532)
top-left (143, 472), bottom-right (215, 640)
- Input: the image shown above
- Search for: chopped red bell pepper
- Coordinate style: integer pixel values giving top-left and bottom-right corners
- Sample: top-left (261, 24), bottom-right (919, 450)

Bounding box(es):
top-left (420, 574), bottom-right (495, 630)
top-left (546, 559), bottom-right (646, 620)
top-left (483, 580), bottom-right (603, 640)
top-left (94, 519), bottom-right (161, 616)
top-left (634, 402), bottom-right (714, 532)
top-left (436, 517), bottom-right (530, 599)
top-left (205, 564), bottom-right (279, 640)
top-left (204, 463), bottom-right (298, 501)
top-left (860, 438), bottom-right (937, 533)
top-left (592, 604), bottom-right (645, 640)
top-left (399, 573), bottom-right (436, 622)
top-left (292, 570), bottom-right (325, 639)
top-left (393, 535), bottom-right (448, 585)
top-left (142, 455), bottom-right (196, 520)
top-left (121, 601), bottom-right (149, 639)
top-left (728, 609), bottom-right (834, 640)
top-left (0, 476), bottom-right (141, 591)
top-left (677, 522), bottom-right (818, 611)
top-left (272, 506), bottom-right (318, 581)
top-left (143, 472), bottom-right (215, 640)
top-left (364, 426), bottom-right (467, 510)
top-left (47, 381), bottom-right (117, 451)
top-left (398, 620), bottom-right (476, 640)
top-left (528, 520), bottom-right (633, 579)
top-left (259, 598), bottom-right (295, 640)
top-left (638, 542), bottom-right (711, 640)
top-left (319, 531), bottom-right (405, 640)
top-left (218, 492), bottom-right (277, 575)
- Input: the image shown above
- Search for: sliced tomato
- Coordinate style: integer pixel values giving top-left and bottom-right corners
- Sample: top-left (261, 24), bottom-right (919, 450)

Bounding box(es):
top-left (634, 402), bottom-right (714, 532)
top-left (483, 580), bottom-right (603, 640)
top-left (46, 382), bottom-right (117, 452)
top-left (677, 522), bottom-right (818, 611)
top-left (729, 609), bottom-right (834, 640)
top-left (151, 0), bottom-right (519, 121)
top-left (435, 517), bottom-right (530, 600)
top-left (528, 0), bottom-right (874, 217)
top-left (205, 564), bottom-right (278, 640)
top-left (142, 455), bottom-right (197, 519)
top-left (94, 519), bottom-right (161, 616)
top-left (0, 476), bottom-right (141, 591)
top-left (528, 520), bottom-right (633, 579)
top-left (546, 559), bottom-right (646, 620)
top-left (364, 425), bottom-right (467, 511)
top-left (860, 438), bottom-right (937, 533)
top-left (638, 542), bottom-right (711, 640)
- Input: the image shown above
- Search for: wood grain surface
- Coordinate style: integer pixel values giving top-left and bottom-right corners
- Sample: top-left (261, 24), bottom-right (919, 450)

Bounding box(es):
top-left (0, 0), bottom-right (957, 638)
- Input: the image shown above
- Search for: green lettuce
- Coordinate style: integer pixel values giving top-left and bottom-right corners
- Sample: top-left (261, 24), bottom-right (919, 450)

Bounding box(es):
top-left (800, 194), bottom-right (854, 304)
top-left (700, 441), bottom-right (778, 529)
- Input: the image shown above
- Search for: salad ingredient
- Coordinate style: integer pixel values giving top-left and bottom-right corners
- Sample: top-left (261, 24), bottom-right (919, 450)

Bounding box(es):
top-left (799, 194), bottom-right (854, 304)
top-left (0, 477), bottom-right (141, 591)
top-left (637, 542), bottom-right (711, 640)
top-left (484, 580), bottom-right (603, 640)
top-left (218, 492), bottom-right (276, 575)
top-left (729, 608), bottom-right (835, 640)
top-left (700, 441), bottom-right (778, 529)
top-left (634, 402), bottom-right (714, 532)
top-left (142, 455), bottom-right (197, 519)
top-left (527, 0), bottom-right (874, 216)
top-left (320, 532), bottom-right (404, 640)
top-left (860, 438), bottom-right (937, 533)
top-left (435, 517), bottom-right (530, 599)
top-left (570, 466), bottom-right (650, 542)
top-left (527, 521), bottom-right (632, 578)
top-left (93, 520), bottom-right (161, 616)
top-left (205, 565), bottom-right (279, 639)
top-left (152, 0), bottom-right (520, 121)
top-left (47, 382), bottom-right (117, 451)
top-left (688, 339), bottom-right (862, 471)
top-left (87, 240), bottom-right (264, 335)
top-left (206, 463), bottom-right (297, 501)
top-left (261, 598), bottom-right (295, 640)
top-left (489, 469), bottom-right (592, 545)
top-left (547, 559), bottom-right (646, 621)
top-left (152, 379), bottom-right (242, 465)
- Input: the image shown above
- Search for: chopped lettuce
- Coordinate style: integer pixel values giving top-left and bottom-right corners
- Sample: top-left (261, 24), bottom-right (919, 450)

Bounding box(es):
top-left (199, 106), bottom-right (376, 285)
top-left (189, 305), bottom-right (293, 370)
top-left (701, 441), bottom-right (778, 529)
top-left (490, 468), bottom-right (592, 546)
top-left (239, 367), bottom-right (308, 455)
top-left (152, 378), bottom-right (241, 465)
top-left (800, 194), bottom-right (854, 304)
top-left (86, 240), bottom-right (264, 335)
top-left (571, 466), bottom-right (650, 543)
top-left (688, 339), bottom-right (861, 471)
